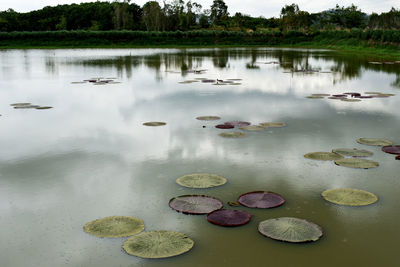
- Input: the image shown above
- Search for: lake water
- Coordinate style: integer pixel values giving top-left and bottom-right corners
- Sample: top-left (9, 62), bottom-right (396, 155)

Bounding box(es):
top-left (0, 48), bottom-right (399, 267)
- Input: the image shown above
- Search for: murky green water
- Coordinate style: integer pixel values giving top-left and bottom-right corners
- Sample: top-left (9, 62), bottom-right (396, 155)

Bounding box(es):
top-left (0, 48), bottom-right (399, 267)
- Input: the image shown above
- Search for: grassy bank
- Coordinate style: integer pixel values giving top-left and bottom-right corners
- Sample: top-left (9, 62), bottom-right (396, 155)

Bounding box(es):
top-left (1, 30), bottom-right (399, 59)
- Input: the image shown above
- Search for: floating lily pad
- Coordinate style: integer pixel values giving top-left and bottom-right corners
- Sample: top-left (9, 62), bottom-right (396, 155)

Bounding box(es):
top-left (354, 95), bottom-right (373, 99)
top-left (238, 191), bottom-right (285, 209)
top-left (228, 201), bottom-right (239, 207)
top-left (196, 116), bottom-right (221, 121)
top-left (332, 94), bottom-right (347, 97)
top-left (304, 152), bottom-right (344, 161)
top-left (10, 103), bottom-right (31, 106)
top-left (169, 195), bottom-right (223, 215)
top-left (306, 96), bottom-right (324, 99)
top-left (334, 158), bottom-right (379, 169)
top-left (207, 209), bottom-right (251, 227)
top-left (212, 83), bottom-right (226, 86)
top-left (71, 81), bottom-right (86, 84)
top-left (258, 217), bottom-right (323, 243)
top-left (143, 122), bottom-right (166, 126)
top-left (396, 155), bottom-right (400, 160)
top-left (14, 105), bottom-right (40, 109)
top-left (122, 231), bottom-right (194, 259)
top-left (239, 125), bottom-right (266, 131)
top-left (357, 138), bottom-right (393, 146)
top-left (36, 106), bottom-right (53, 110)
top-left (224, 121), bottom-right (251, 127)
top-left (201, 79), bottom-right (216, 83)
top-left (215, 124), bottom-right (234, 129)
top-left (226, 79), bottom-right (242, 81)
top-left (332, 148), bottom-right (373, 157)
top-left (365, 92), bottom-right (382, 94)
top-left (83, 216), bottom-right (145, 238)
top-left (328, 96), bottom-right (344, 100)
top-left (312, 94), bottom-right (330, 97)
top-left (382, 145), bottom-right (400, 155)
top-left (377, 93), bottom-right (395, 97)
top-left (176, 173), bottom-right (227, 189)
top-left (341, 98), bottom-right (361, 102)
top-left (259, 122), bottom-right (286, 128)
top-left (321, 188), bottom-right (378, 206)
top-left (228, 83), bottom-right (242, 85)
top-left (219, 132), bottom-right (246, 138)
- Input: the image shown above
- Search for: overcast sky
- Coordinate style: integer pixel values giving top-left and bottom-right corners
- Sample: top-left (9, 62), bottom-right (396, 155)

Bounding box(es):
top-left (1, 0), bottom-right (399, 17)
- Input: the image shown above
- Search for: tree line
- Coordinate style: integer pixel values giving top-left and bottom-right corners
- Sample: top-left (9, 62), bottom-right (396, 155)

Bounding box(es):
top-left (0, 1), bottom-right (399, 32)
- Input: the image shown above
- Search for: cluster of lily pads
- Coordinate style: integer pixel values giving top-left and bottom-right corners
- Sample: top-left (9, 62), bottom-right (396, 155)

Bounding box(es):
top-left (179, 78), bottom-right (242, 86)
top-left (10, 103), bottom-right (53, 110)
top-left (196, 115), bottom-right (286, 138)
top-left (284, 69), bottom-right (332, 74)
top-left (306, 92), bottom-right (395, 101)
top-left (71, 77), bottom-right (121, 85)
top-left (356, 138), bottom-right (400, 161)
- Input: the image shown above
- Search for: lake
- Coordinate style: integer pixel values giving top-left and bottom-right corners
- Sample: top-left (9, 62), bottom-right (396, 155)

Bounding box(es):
top-left (0, 48), bottom-right (399, 267)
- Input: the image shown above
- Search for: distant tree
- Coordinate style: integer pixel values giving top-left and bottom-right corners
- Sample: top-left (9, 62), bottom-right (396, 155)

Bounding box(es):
top-left (280, 4), bottom-right (311, 30)
top-left (143, 1), bottom-right (163, 31)
top-left (210, 0), bottom-right (228, 25)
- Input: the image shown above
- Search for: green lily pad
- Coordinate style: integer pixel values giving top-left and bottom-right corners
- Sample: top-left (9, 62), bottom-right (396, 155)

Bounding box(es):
top-left (122, 230), bottom-right (194, 259)
top-left (357, 138), bottom-right (393, 146)
top-left (258, 217), bottom-right (323, 243)
top-left (239, 125), bottom-right (266, 131)
top-left (176, 173), bottom-right (227, 189)
top-left (10, 103), bottom-right (31, 106)
top-left (304, 152), bottom-right (344, 161)
top-left (143, 122), bottom-right (166, 126)
top-left (306, 96), bottom-right (324, 99)
top-left (36, 106), bottom-right (53, 110)
top-left (365, 92), bottom-right (382, 94)
top-left (312, 94), bottom-right (330, 97)
top-left (14, 105), bottom-right (40, 109)
top-left (334, 158), bottom-right (379, 169)
top-left (332, 148), bottom-right (373, 157)
top-left (169, 195), bottom-right (223, 215)
top-left (83, 216), bottom-right (145, 238)
top-left (259, 122), bottom-right (286, 128)
top-left (219, 132), bottom-right (246, 138)
top-left (341, 98), bottom-right (361, 102)
top-left (321, 188), bottom-right (378, 206)
top-left (196, 116), bottom-right (221, 121)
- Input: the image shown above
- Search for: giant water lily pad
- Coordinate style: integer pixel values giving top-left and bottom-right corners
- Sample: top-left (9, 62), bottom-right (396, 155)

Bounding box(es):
top-left (306, 96), bottom-right (324, 99)
top-left (122, 230), bottom-right (194, 258)
top-left (169, 195), bottom-right (223, 215)
top-left (332, 148), bottom-right (373, 157)
top-left (143, 122), bottom-right (166, 126)
top-left (215, 124), bottom-right (234, 129)
top-left (334, 158), bottom-right (379, 169)
top-left (357, 138), bottom-right (393, 146)
top-left (238, 191), bottom-right (285, 209)
top-left (382, 145), bottom-right (400, 155)
top-left (196, 116), bottom-right (221, 121)
top-left (14, 105), bottom-right (40, 109)
top-left (207, 209), bottom-right (251, 227)
top-left (259, 122), bottom-right (286, 128)
top-left (258, 217), bottom-right (323, 243)
top-left (83, 216), bottom-right (145, 238)
top-left (304, 152), bottom-right (344, 161)
top-left (239, 125), bottom-right (266, 131)
top-left (224, 121), bottom-right (251, 127)
top-left (321, 188), bottom-right (378, 206)
top-left (36, 106), bottom-right (53, 110)
top-left (176, 173), bottom-right (227, 189)
top-left (10, 103), bottom-right (31, 106)
top-left (219, 132), bottom-right (246, 138)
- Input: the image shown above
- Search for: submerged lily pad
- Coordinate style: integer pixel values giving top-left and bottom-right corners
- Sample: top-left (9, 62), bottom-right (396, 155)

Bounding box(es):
top-left (238, 191), bottom-right (285, 209)
top-left (224, 121), bottom-right (251, 127)
top-left (304, 152), bottom-right (344, 161)
top-left (207, 209), bottom-right (251, 227)
top-left (215, 124), bottom-right (234, 129)
top-left (321, 188), bottom-right (378, 206)
top-left (196, 116), bottom-right (221, 121)
top-left (382, 145), bottom-right (400, 155)
top-left (239, 125), bottom-right (266, 131)
top-left (259, 122), bottom-right (286, 128)
top-left (219, 132), bottom-right (246, 138)
top-left (122, 231), bottom-right (194, 259)
top-left (169, 195), bottom-right (223, 215)
top-left (83, 216), bottom-right (145, 238)
top-left (258, 217), bottom-right (323, 243)
top-left (143, 122), bottom-right (166, 126)
top-left (332, 148), bottom-right (373, 157)
top-left (334, 158), bottom-right (379, 169)
top-left (357, 138), bottom-right (393, 146)
top-left (176, 173), bottom-right (227, 189)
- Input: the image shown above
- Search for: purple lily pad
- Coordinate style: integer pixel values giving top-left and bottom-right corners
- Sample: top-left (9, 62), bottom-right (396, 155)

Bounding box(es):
top-left (215, 124), bottom-right (234, 129)
top-left (354, 95), bottom-right (373, 98)
top-left (382, 145), bottom-right (400, 155)
top-left (396, 155), bottom-right (400, 160)
top-left (238, 191), bottom-right (285, 209)
top-left (169, 195), bottom-right (223, 215)
top-left (201, 79), bottom-right (216, 83)
top-left (224, 121), bottom-right (251, 127)
top-left (332, 94), bottom-right (347, 97)
top-left (207, 209), bottom-right (251, 227)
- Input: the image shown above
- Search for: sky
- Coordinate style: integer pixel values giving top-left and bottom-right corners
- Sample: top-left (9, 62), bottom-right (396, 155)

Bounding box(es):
top-left (0, 0), bottom-right (399, 17)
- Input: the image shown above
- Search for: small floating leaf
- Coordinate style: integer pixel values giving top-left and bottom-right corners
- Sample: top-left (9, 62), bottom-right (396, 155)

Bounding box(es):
top-left (332, 94), bottom-right (347, 97)
top-left (224, 121), bottom-right (251, 127)
top-left (143, 122), bottom-right (166, 126)
top-left (341, 98), bottom-right (361, 102)
top-left (259, 122), bottom-right (286, 128)
top-left (14, 105), bottom-right (40, 109)
top-left (228, 83), bottom-right (242, 85)
top-left (201, 79), bottom-right (216, 83)
top-left (169, 195), bottom-right (223, 215)
top-left (354, 95), bottom-right (373, 99)
top-left (83, 216), bottom-right (145, 238)
top-left (215, 124), bottom-right (234, 129)
top-left (377, 93), bottom-right (395, 97)
top-left (176, 173), bottom-right (227, 189)
top-left (365, 92), bottom-right (382, 94)
top-left (228, 201), bottom-right (239, 207)
top-left (334, 158), bottom-right (379, 169)
top-left (36, 106), bottom-right (53, 110)
top-left (312, 94), bottom-right (330, 97)
top-left (238, 191), bottom-right (285, 209)
top-left (122, 231), bottom-right (194, 259)
top-left (196, 116), bottom-right (220, 121)
top-left (219, 132), bottom-right (246, 138)
top-left (328, 96), bottom-right (344, 100)
top-left (321, 188), bottom-right (378, 206)
top-left (357, 138), bottom-right (393, 146)
top-left (304, 152), bottom-right (344, 161)
top-left (258, 217), bottom-right (323, 243)
top-left (306, 96), bottom-right (324, 99)
top-left (381, 145), bottom-right (400, 155)
top-left (239, 125), bottom-right (266, 131)
top-left (207, 209), bottom-right (251, 227)
top-left (226, 79), bottom-right (242, 81)
top-left (10, 103), bottom-right (31, 106)
top-left (332, 148), bottom-right (373, 157)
